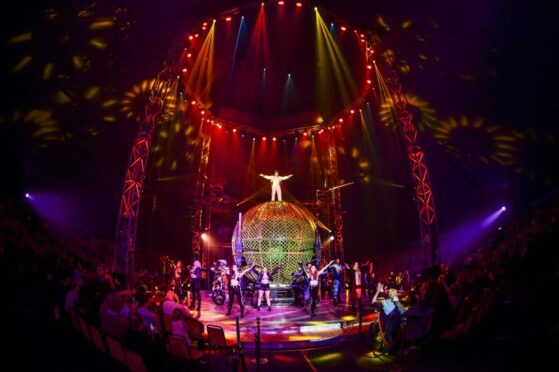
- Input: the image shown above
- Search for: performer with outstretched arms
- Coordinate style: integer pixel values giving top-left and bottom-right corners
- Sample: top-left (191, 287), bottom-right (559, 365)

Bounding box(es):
top-left (255, 265), bottom-right (282, 311)
top-left (226, 262), bottom-right (255, 318)
top-left (259, 170), bottom-right (293, 201)
top-left (189, 260), bottom-right (202, 312)
top-left (307, 260), bottom-right (335, 317)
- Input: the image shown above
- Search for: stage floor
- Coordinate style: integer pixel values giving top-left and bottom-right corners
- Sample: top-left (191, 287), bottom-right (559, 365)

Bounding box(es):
top-left (189, 292), bottom-right (375, 350)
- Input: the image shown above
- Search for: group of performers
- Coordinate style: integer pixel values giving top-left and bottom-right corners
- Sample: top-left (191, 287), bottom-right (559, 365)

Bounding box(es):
top-left (165, 255), bottom-right (380, 319)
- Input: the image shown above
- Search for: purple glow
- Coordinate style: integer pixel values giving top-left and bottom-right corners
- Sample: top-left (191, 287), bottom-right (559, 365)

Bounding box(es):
top-left (25, 193), bottom-right (30, 199)
top-left (483, 207), bottom-right (506, 227)
top-left (440, 205), bottom-right (508, 263)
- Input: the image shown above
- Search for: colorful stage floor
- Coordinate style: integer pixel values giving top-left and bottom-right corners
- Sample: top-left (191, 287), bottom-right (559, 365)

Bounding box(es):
top-left (190, 292), bottom-right (375, 350)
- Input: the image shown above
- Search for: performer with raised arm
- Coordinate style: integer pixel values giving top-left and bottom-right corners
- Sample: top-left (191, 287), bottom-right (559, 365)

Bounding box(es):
top-left (259, 170), bottom-right (293, 201)
top-left (226, 262), bottom-right (255, 318)
top-left (255, 265), bottom-right (282, 311)
top-left (188, 260), bottom-right (202, 313)
top-left (307, 260), bottom-right (335, 317)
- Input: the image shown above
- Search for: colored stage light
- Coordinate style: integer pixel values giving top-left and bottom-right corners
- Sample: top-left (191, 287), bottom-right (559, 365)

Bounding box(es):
top-left (25, 193), bottom-right (30, 199)
top-left (225, 17), bottom-right (232, 22)
top-left (338, 118), bottom-right (344, 123)
top-left (329, 236), bottom-right (334, 241)
top-left (272, 137), bottom-right (277, 141)
top-left (191, 100), bottom-right (196, 105)
top-left (367, 65), bottom-right (372, 69)
top-left (314, 7), bottom-right (318, 11)
top-left (188, 35), bottom-right (194, 40)
top-left (501, 206), bottom-right (506, 211)
top-left (195, 34), bottom-right (199, 38)
top-left (278, 1), bottom-right (285, 5)
top-left (233, 128), bottom-right (237, 133)
top-left (201, 110), bottom-right (205, 115)
top-left (187, 53), bottom-right (192, 58)
top-left (296, 2), bottom-right (303, 7)
top-left (261, 2), bottom-right (265, 6)
top-left (350, 109), bottom-right (355, 114)
top-left (303, 132), bottom-right (308, 136)
top-left (367, 79), bottom-right (372, 84)
top-left (182, 68), bottom-right (187, 72)
top-left (340, 26), bottom-right (347, 31)
top-left (262, 137), bottom-right (267, 141)
top-left (201, 233), bottom-right (208, 240)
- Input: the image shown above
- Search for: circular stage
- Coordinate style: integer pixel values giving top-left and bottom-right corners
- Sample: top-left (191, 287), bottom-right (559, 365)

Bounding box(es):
top-left (192, 292), bottom-right (375, 350)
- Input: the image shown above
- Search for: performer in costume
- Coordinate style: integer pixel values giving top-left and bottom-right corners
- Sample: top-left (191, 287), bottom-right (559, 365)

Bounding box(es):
top-left (259, 170), bottom-right (293, 201)
top-left (173, 260), bottom-right (186, 303)
top-left (226, 263), bottom-right (255, 318)
top-left (329, 258), bottom-right (346, 305)
top-left (255, 265), bottom-right (282, 311)
top-left (189, 260), bottom-right (202, 312)
top-left (307, 260), bottom-right (335, 317)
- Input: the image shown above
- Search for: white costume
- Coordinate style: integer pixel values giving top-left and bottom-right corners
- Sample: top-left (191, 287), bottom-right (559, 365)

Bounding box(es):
top-left (260, 171), bottom-right (293, 201)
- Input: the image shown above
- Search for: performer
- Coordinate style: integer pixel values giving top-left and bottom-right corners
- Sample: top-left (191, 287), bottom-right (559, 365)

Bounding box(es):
top-left (363, 261), bottom-right (376, 300)
top-left (226, 263), bottom-right (255, 318)
top-left (345, 261), bottom-right (366, 311)
top-left (328, 258), bottom-right (346, 305)
top-left (189, 260), bottom-right (202, 312)
top-left (256, 265), bottom-right (282, 311)
top-left (173, 260), bottom-right (186, 303)
top-left (259, 170), bottom-right (293, 202)
top-left (307, 260), bottom-right (335, 317)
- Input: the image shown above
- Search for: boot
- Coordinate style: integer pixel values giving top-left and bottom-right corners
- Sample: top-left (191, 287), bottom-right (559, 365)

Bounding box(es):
top-left (268, 305), bottom-right (272, 312)
top-left (240, 306), bottom-right (245, 318)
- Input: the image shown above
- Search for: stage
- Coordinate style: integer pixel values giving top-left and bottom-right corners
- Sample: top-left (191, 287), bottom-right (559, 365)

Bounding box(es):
top-left (187, 292), bottom-right (376, 350)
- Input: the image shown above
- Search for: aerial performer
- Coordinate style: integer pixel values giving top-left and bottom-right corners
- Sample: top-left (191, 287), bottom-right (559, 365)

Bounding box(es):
top-left (259, 170), bottom-right (293, 201)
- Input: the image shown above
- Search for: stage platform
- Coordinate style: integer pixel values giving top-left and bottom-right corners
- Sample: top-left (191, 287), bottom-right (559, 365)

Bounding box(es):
top-left (188, 292), bottom-right (375, 350)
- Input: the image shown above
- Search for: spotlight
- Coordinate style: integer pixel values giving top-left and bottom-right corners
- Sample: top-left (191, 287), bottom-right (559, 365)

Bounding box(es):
top-left (262, 137), bottom-right (267, 141)
top-left (188, 35), bottom-right (194, 40)
top-left (367, 79), bottom-right (372, 84)
top-left (340, 26), bottom-right (347, 31)
top-left (201, 111), bottom-right (205, 115)
top-left (187, 53), bottom-right (192, 58)
top-left (329, 236), bottom-right (335, 241)
top-left (278, 1), bottom-right (285, 5)
top-left (367, 65), bottom-right (372, 69)
top-left (182, 68), bottom-right (187, 72)
top-left (191, 100), bottom-right (196, 105)
top-left (261, 2), bottom-right (264, 6)
top-left (501, 206), bottom-right (506, 211)
top-left (296, 2), bottom-right (303, 7)
top-left (201, 233), bottom-right (208, 241)
top-left (350, 109), bottom-right (355, 114)
top-left (25, 193), bottom-right (30, 199)
top-left (253, 137), bottom-right (256, 141)
top-left (338, 118), bottom-right (344, 123)
top-left (225, 17), bottom-right (232, 22)
top-left (272, 137), bottom-right (277, 141)
top-left (233, 128), bottom-right (237, 133)
top-left (314, 7), bottom-right (318, 11)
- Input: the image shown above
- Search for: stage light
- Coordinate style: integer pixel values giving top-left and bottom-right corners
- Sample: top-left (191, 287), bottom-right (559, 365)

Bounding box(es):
top-left (182, 68), bottom-right (187, 72)
top-left (261, 2), bottom-right (265, 6)
top-left (191, 100), bottom-right (196, 105)
top-left (296, 2), bottom-right (303, 7)
top-left (187, 53), bottom-right (192, 58)
top-left (303, 132), bottom-right (308, 136)
top-left (233, 128), bottom-right (237, 133)
top-left (213, 19), bottom-right (216, 23)
top-left (367, 79), bottom-right (372, 84)
top-left (367, 65), bottom-right (372, 69)
top-left (350, 109), bottom-right (355, 114)
top-left (278, 1), bottom-right (285, 5)
top-left (501, 206), bottom-right (506, 211)
top-left (329, 236), bottom-right (335, 241)
top-left (262, 136), bottom-right (267, 141)
top-left (203, 22), bottom-right (208, 26)
top-left (201, 233), bottom-right (208, 241)
top-left (340, 26), bottom-right (347, 31)
top-left (338, 118), bottom-right (344, 123)
top-left (201, 110), bottom-right (205, 115)
top-left (195, 34), bottom-right (199, 38)
top-left (226, 17), bottom-right (232, 22)
top-left (188, 35), bottom-right (194, 40)
top-left (272, 137), bottom-right (277, 141)
top-left (253, 137), bottom-right (256, 141)
top-left (25, 193), bottom-right (30, 199)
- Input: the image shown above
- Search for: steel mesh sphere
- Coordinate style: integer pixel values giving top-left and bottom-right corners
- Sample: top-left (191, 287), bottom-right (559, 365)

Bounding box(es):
top-left (232, 201), bottom-right (316, 284)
